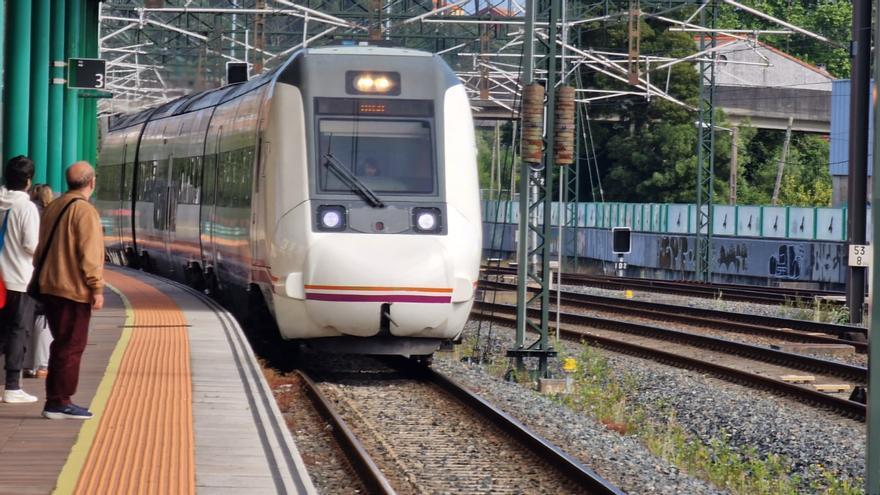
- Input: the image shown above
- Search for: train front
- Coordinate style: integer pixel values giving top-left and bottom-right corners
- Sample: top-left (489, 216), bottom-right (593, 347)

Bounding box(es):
top-left (264, 46), bottom-right (481, 355)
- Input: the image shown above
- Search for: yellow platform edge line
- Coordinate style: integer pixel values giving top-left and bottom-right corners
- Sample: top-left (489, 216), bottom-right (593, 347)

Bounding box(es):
top-left (52, 282), bottom-right (135, 495)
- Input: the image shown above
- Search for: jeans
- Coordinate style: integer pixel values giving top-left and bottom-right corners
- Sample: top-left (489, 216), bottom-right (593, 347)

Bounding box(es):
top-left (0, 290), bottom-right (36, 390)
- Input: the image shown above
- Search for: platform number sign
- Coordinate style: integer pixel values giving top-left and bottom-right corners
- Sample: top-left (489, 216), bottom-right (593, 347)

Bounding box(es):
top-left (68, 58), bottom-right (106, 89)
top-left (848, 244), bottom-right (872, 267)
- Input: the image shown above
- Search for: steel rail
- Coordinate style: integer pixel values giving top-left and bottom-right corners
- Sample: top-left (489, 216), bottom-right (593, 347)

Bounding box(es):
top-left (472, 309), bottom-right (866, 421)
top-left (481, 266), bottom-right (844, 305)
top-left (479, 280), bottom-right (868, 349)
top-left (386, 357), bottom-right (625, 495)
top-left (475, 301), bottom-right (867, 383)
top-left (296, 370), bottom-right (398, 495)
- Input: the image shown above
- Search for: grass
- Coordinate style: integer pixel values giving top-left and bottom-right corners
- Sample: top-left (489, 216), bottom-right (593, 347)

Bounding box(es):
top-left (552, 342), bottom-right (864, 495)
top-left (781, 297), bottom-right (853, 325)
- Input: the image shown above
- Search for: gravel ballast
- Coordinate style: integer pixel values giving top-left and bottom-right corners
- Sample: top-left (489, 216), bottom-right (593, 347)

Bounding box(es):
top-left (448, 319), bottom-right (866, 493)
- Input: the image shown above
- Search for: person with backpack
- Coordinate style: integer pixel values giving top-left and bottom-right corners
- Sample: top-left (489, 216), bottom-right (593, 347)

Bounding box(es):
top-left (0, 156), bottom-right (40, 404)
top-left (33, 161), bottom-right (104, 420)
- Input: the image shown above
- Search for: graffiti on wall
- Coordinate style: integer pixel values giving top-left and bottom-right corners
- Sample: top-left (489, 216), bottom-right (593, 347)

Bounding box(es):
top-left (480, 221), bottom-right (847, 284)
top-left (716, 243), bottom-right (749, 272)
top-left (768, 245), bottom-right (806, 279)
top-left (811, 243), bottom-right (843, 282)
top-left (658, 236), bottom-right (691, 271)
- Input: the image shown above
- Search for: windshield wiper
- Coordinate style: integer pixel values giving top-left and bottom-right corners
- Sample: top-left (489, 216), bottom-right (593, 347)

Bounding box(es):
top-left (322, 153), bottom-right (385, 208)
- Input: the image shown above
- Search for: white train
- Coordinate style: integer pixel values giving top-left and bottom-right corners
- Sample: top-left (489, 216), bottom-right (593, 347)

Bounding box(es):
top-left (96, 46), bottom-right (482, 356)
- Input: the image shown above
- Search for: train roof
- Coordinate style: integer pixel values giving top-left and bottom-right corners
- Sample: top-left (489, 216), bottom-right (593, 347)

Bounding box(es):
top-left (105, 45), bottom-right (438, 132)
top-left (305, 46), bottom-right (431, 57)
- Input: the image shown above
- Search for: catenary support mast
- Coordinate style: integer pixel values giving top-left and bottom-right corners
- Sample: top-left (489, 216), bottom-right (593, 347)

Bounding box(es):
top-left (512, 0), bottom-right (561, 377)
top-left (694, 0), bottom-right (717, 282)
top-left (864, 0), bottom-right (879, 491)
top-left (846, 0), bottom-right (870, 324)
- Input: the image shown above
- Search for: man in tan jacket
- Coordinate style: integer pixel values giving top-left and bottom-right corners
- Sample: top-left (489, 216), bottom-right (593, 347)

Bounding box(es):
top-left (34, 162), bottom-right (104, 420)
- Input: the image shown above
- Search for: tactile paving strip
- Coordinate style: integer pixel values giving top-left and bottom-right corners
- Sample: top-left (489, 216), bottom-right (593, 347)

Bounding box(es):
top-left (73, 270), bottom-right (194, 494)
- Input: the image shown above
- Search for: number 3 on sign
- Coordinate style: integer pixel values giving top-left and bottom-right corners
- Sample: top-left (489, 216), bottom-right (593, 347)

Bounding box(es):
top-left (848, 244), bottom-right (872, 267)
top-left (95, 72), bottom-right (104, 88)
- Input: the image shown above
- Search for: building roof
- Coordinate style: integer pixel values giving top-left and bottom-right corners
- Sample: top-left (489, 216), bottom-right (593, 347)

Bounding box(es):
top-left (697, 35), bottom-right (834, 90)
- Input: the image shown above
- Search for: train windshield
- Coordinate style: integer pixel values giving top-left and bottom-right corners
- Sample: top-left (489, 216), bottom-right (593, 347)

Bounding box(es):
top-left (317, 119), bottom-right (435, 195)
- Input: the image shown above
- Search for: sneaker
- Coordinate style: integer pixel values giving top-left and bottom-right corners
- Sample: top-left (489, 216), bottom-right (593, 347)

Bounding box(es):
top-left (42, 404), bottom-right (93, 420)
top-left (36, 368), bottom-right (48, 379)
top-left (2, 389), bottom-right (38, 403)
top-left (23, 369), bottom-right (37, 379)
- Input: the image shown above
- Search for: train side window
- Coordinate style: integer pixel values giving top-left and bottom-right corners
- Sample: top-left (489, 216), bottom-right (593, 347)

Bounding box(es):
top-left (201, 155), bottom-right (216, 207)
top-left (175, 156), bottom-right (200, 205)
top-left (122, 160), bottom-right (133, 202)
top-left (137, 160), bottom-right (158, 201)
top-left (96, 164), bottom-right (120, 201)
top-left (190, 157), bottom-right (202, 205)
top-left (242, 148), bottom-right (254, 205)
top-left (217, 149), bottom-right (232, 207)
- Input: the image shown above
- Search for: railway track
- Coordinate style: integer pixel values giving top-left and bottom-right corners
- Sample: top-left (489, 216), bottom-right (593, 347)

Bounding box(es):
top-left (295, 358), bottom-right (623, 494)
top-left (479, 280), bottom-right (867, 351)
top-left (482, 266), bottom-right (846, 306)
top-left (472, 301), bottom-right (867, 421)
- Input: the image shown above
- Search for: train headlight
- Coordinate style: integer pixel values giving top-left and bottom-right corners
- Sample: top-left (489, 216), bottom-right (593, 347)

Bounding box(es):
top-left (347, 71), bottom-right (401, 95)
top-left (317, 205), bottom-right (346, 231)
top-left (355, 76), bottom-right (374, 92)
top-left (374, 77), bottom-right (391, 91)
top-left (413, 208), bottom-right (442, 233)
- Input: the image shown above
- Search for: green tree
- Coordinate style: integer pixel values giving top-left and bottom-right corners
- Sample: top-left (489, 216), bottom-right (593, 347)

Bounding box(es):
top-left (584, 20), bottom-right (732, 203)
top-left (716, 0), bottom-right (851, 77)
top-left (732, 126), bottom-right (831, 206)
top-left (777, 134), bottom-right (832, 206)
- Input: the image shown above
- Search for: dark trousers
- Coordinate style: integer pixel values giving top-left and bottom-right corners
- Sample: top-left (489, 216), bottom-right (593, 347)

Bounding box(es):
top-left (44, 295), bottom-right (91, 408)
top-left (0, 290), bottom-right (36, 390)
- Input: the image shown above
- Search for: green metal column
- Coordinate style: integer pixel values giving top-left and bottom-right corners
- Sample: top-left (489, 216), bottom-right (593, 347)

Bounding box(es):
top-left (0, 0), bottom-right (5, 165)
top-left (62, 0), bottom-right (82, 173)
top-left (75, 0), bottom-right (87, 162)
top-left (28, 0), bottom-right (51, 184)
top-left (47, 0), bottom-right (66, 192)
top-left (80, 0), bottom-right (98, 165)
top-left (2, 1), bottom-right (32, 162)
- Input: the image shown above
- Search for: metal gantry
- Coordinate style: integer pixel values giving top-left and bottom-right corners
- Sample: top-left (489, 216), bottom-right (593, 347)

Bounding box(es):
top-left (509, 0), bottom-right (567, 377)
top-left (694, 0), bottom-right (717, 282)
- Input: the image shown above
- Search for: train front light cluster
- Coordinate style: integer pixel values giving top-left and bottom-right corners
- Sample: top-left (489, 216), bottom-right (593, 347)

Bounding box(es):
top-left (317, 205), bottom-right (346, 231)
top-left (346, 71), bottom-right (401, 95)
top-left (413, 207), bottom-right (442, 234)
top-left (355, 75), bottom-right (392, 92)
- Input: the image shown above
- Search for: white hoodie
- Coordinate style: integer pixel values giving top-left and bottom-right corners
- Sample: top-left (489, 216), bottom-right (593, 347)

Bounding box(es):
top-left (0, 186), bottom-right (40, 291)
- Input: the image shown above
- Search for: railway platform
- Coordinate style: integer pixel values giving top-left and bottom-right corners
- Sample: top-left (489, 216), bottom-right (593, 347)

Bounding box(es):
top-left (0, 266), bottom-right (316, 495)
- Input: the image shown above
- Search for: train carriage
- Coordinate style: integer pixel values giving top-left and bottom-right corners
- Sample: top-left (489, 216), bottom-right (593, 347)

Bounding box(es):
top-left (97, 46), bottom-right (482, 356)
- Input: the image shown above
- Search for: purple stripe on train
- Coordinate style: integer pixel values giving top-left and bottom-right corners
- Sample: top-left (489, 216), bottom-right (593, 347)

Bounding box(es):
top-left (305, 293), bottom-right (452, 303)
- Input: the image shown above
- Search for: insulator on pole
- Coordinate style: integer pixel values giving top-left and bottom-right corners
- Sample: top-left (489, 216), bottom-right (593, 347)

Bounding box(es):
top-left (521, 83), bottom-right (545, 163)
top-left (554, 86), bottom-right (576, 166)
